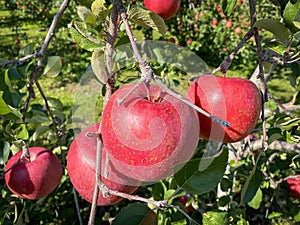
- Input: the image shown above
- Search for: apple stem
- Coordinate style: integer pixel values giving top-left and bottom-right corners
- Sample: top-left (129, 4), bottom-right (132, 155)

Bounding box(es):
top-left (21, 141), bottom-right (30, 162)
top-left (116, 1), bottom-right (230, 128)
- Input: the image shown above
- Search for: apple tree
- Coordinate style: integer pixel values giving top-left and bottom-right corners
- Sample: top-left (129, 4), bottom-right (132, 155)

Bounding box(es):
top-left (0, 0), bottom-right (300, 224)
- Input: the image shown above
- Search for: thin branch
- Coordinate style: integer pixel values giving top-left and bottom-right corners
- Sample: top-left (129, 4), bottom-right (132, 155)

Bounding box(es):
top-left (23, 0), bottom-right (71, 120)
top-left (117, 0), bottom-right (230, 128)
top-left (72, 187), bottom-right (83, 225)
top-left (88, 136), bottom-right (102, 225)
top-left (249, 0), bottom-right (269, 151)
top-left (212, 28), bottom-right (255, 75)
top-left (0, 53), bottom-right (41, 67)
top-left (103, 1), bottom-right (119, 107)
top-left (249, 140), bottom-right (300, 153)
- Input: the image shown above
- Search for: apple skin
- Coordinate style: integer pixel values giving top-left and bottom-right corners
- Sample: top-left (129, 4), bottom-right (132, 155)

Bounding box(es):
top-left (287, 176), bottom-right (300, 199)
top-left (186, 75), bottom-right (262, 143)
top-left (101, 84), bottom-right (199, 182)
top-left (4, 147), bottom-right (62, 200)
top-left (67, 123), bottom-right (140, 206)
top-left (144, 0), bottom-right (180, 20)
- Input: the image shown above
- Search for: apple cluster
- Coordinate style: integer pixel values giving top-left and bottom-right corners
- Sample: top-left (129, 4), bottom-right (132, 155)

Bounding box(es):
top-left (67, 74), bottom-right (261, 206)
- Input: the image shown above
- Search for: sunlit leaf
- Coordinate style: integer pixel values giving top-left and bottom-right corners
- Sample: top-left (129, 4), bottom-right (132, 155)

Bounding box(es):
top-left (267, 41), bottom-right (287, 55)
top-left (0, 141), bottom-right (10, 165)
top-left (42, 56), bottom-right (62, 78)
top-left (112, 203), bottom-right (158, 225)
top-left (77, 6), bottom-right (97, 25)
top-left (254, 19), bottom-right (290, 42)
top-left (240, 167), bottom-right (263, 205)
top-left (222, 0), bottom-right (237, 16)
top-left (91, 48), bottom-right (108, 84)
top-left (91, 0), bottom-right (110, 20)
top-left (19, 43), bottom-right (35, 56)
top-left (202, 211), bottom-right (228, 225)
top-left (32, 126), bottom-right (49, 142)
top-left (174, 147), bottom-right (228, 195)
top-left (247, 188), bottom-right (262, 209)
top-left (128, 7), bottom-right (167, 35)
top-left (0, 91), bottom-right (12, 115)
top-left (14, 124), bottom-right (29, 140)
top-left (47, 97), bottom-right (63, 110)
top-left (283, 0), bottom-right (300, 33)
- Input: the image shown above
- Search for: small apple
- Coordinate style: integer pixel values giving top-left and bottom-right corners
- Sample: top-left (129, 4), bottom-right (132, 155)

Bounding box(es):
top-left (186, 75), bottom-right (262, 143)
top-left (144, 0), bottom-right (180, 20)
top-left (225, 20), bottom-right (233, 28)
top-left (15, 39), bottom-right (20, 45)
top-left (101, 84), bottom-right (199, 182)
top-left (4, 147), bottom-right (62, 200)
top-left (67, 123), bottom-right (140, 206)
top-left (175, 195), bottom-right (194, 212)
top-left (234, 26), bottom-right (242, 34)
top-left (287, 176), bottom-right (300, 199)
top-left (212, 19), bottom-right (219, 28)
top-left (168, 37), bottom-right (175, 43)
top-left (187, 38), bottom-right (193, 45)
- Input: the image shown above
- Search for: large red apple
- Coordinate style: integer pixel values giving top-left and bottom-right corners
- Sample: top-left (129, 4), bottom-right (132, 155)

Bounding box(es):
top-left (186, 75), bottom-right (262, 143)
top-left (287, 176), bottom-right (300, 199)
top-left (101, 84), bottom-right (199, 182)
top-left (144, 0), bottom-right (180, 20)
top-left (4, 147), bottom-right (62, 200)
top-left (67, 123), bottom-right (140, 206)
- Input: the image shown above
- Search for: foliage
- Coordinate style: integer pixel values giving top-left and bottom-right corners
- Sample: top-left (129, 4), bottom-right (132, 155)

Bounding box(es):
top-left (0, 0), bottom-right (300, 224)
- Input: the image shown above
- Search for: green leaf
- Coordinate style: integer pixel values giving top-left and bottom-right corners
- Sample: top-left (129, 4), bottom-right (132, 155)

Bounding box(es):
top-left (32, 126), bottom-right (49, 142)
top-left (240, 167), bottom-right (263, 205)
top-left (0, 91), bottom-right (12, 115)
top-left (70, 25), bottom-right (101, 51)
top-left (47, 97), bottom-right (63, 110)
top-left (112, 203), bottom-right (157, 225)
top-left (128, 7), bottom-right (167, 35)
top-left (202, 211), bottom-right (228, 225)
top-left (25, 115), bottom-right (51, 123)
top-left (283, 0), bottom-right (300, 33)
top-left (247, 188), bottom-right (262, 209)
top-left (19, 43), bottom-right (35, 56)
top-left (174, 147), bottom-right (228, 195)
top-left (91, 48), bottom-right (108, 84)
top-left (14, 124), bottom-right (29, 140)
top-left (91, 0), bottom-right (110, 20)
top-left (254, 19), bottom-right (290, 42)
top-left (267, 41), bottom-right (287, 55)
top-left (0, 141), bottom-right (10, 165)
top-left (222, 0), bottom-right (237, 16)
top-left (42, 56), bottom-right (62, 78)
top-left (77, 6), bottom-right (97, 25)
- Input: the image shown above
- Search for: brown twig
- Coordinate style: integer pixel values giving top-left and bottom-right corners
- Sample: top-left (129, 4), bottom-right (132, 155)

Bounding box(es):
top-left (212, 28), bottom-right (255, 75)
top-left (117, 0), bottom-right (230, 127)
top-left (249, 0), bottom-right (268, 151)
top-left (23, 0), bottom-right (71, 120)
top-left (0, 53), bottom-right (42, 67)
top-left (88, 2), bottom-right (120, 224)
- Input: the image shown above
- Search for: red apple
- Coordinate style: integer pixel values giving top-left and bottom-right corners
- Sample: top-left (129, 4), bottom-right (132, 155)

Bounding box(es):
top-left (67, 123), bottom-right (140, 206)
top-left (4, 147), bottom-right (62, 200)
top-left (287, 176), bottom-right (300, 199)
top-left (225, 20), bottom-right (233, 28)
top-left (144, 0), bottom-right (180, 20)
top-left (176, 195), bottom-right (194, 212)
top-left (187, 38), bottom-right (193, 45)
top-left (101, 84), bottom-right (199, 182)
top-left (15, 39), bottom-right (20, 45)
top-left (186, 75), bottom-right (262, 143)
top-left (234, 26), bottom-right (242, 34)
